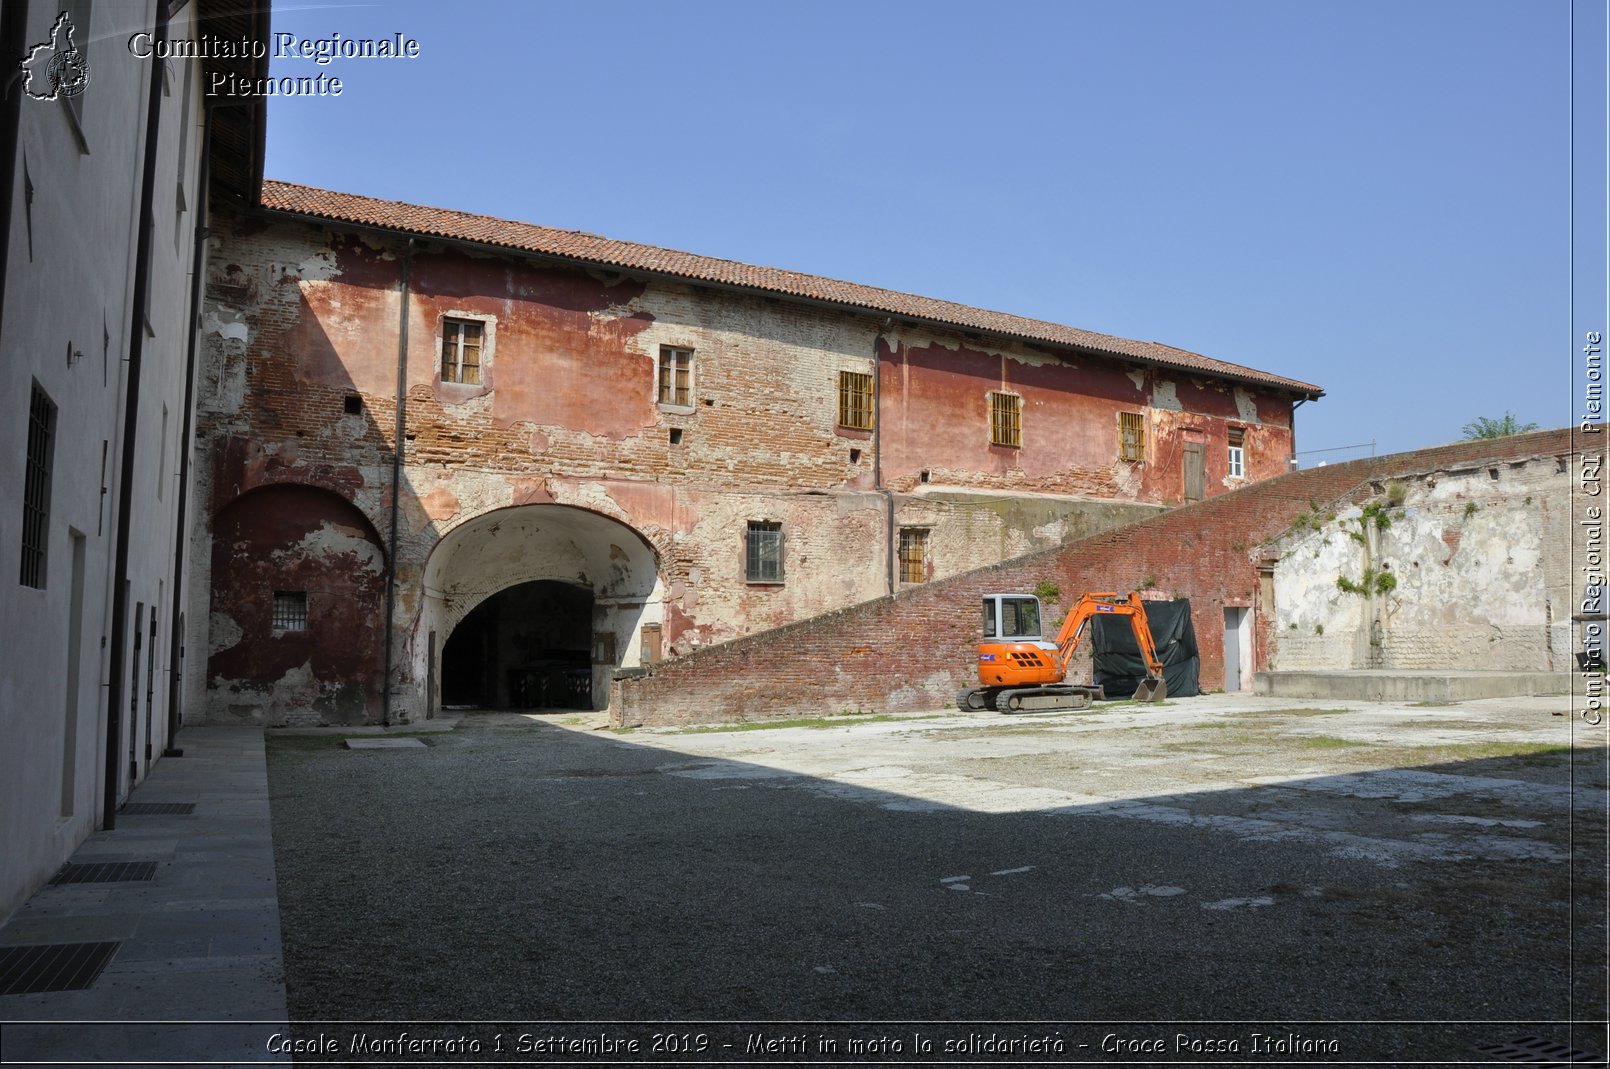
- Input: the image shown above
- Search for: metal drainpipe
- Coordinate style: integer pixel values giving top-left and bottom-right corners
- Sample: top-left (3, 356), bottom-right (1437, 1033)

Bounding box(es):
top-left (164, 99), bottom-right (235, 758)
top-left (872, 318), bottom-right (895, 594)
top-left (1290, 396), bottom-right (1309, 470)
top-left (103, 0), bottom-right (169, 831)
top-left (380, 239), bottom-right (413, 727)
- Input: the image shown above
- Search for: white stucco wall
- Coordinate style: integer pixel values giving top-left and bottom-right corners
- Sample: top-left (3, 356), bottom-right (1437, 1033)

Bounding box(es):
top-left (1269, 456), bottom-right (1575, 672)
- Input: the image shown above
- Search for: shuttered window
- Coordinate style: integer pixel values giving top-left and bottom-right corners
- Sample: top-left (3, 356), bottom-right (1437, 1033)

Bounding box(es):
top-left (658, 346), bottom-right (693, 406)
top-left (441, 319), bottom-right (483, 384)
top-left (989, 392), bottom-right (1021, 448)
top-left (1119, 411), bottom-right (1145, 462)
top-left (898, 528), bottom-right (929, 584)
top-left (837, 371), bottom-right (874, 430)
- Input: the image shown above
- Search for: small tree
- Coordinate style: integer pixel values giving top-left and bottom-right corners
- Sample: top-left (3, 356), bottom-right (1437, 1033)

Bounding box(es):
top-left (1461, 412), bottom-right (1539, 440)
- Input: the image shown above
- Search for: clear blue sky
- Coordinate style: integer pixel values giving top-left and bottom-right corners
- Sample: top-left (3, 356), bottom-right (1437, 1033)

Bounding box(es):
top-left (263, 0), bottom-right (1601, 460)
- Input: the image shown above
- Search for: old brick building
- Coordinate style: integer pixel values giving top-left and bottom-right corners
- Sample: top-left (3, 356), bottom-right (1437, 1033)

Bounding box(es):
top-left (188, 182), bottom-right (1322, 726)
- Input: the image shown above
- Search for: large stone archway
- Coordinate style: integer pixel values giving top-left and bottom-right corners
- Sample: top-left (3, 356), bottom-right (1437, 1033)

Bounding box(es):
top-left (414, 505), bottom-right (662, 715)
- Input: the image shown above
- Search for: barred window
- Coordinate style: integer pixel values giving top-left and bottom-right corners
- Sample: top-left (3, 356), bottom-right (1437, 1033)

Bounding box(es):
top-left (441, 318), bottom-right (483, 384)
top-left (745, 521), bottom-right (783, 584)
top-left (1119, 411), bottom-right (1146, 462)
top-left (658, 346), bottom-right (693, 406)
top-left (837, 371), bottom-right (874, 430)
top-left (20, 383), bottom-right (56, 588)
top-left (272, 592), bottom-right (308, 631)
top-left (1228, 426), bottom-right (1246, 478)
top-left (989, 391), bottom-right (1021, 448)
top-left (898, 527), bottom-right (929, 584)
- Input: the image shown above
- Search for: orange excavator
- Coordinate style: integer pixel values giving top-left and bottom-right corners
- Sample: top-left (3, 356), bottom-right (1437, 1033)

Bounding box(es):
top-left (956, 591), bottom-right (1168, 713)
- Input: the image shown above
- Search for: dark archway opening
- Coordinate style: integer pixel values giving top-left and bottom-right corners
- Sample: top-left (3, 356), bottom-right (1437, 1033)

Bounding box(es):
top-left (440, 581), bottom-right (594, 710)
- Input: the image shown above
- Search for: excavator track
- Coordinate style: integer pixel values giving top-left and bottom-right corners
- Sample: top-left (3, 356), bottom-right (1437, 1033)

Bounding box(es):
top-left (995, 684), bottom-right (1102, 714)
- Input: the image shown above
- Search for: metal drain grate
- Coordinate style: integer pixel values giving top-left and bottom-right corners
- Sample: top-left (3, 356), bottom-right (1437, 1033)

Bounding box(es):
top-left (120, 802), bottom-right (194, 816)
top-left (1474, 1037), bottom-right (1607, 1064)
top-left (0, 942), bottom-right (120, 995)
top-left (50, 861), bottom-right (158, 885)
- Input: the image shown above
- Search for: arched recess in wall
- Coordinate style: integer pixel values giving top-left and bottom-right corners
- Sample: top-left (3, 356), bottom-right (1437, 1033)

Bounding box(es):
top-left (418, 504), bottom-right (663, 714)
top-left (208, 484), bottom-right (388, 726)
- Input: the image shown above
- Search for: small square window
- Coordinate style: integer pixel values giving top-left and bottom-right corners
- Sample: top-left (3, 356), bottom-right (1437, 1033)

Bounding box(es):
top-left (343, 395), bottom-right (363, 415)
top-left (440, 318), bottom-right (483, 384)
top-left (668, 428), bottom-right (683, 445)
top-left (272, 592), bottom-right (307, 631)
top-left (989, 392), bottom-right (1021, 448)
top-left (1119, 411), bottom-right (1146, 462)
top-left (658, 346), bottom-right (693, 407)
top-left (898, 527), bottom-right (929, 584)
top-left (837, 370), bottom-right (874, 430)
top-left (745, 521), bottom-right (783, 584)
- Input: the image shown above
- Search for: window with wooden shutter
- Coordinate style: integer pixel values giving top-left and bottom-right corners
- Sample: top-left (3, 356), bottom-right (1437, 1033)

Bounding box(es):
top-left (1118, 411), bottom-right (1145, 462)
top-left (988, 392), bottom-right (1021, 448)
top-left (658, 346), bottom-right (693, 407)
top-left (837, 371), bottom-right (874, 430)
top-left (440, 319), bottom-right (484, 384)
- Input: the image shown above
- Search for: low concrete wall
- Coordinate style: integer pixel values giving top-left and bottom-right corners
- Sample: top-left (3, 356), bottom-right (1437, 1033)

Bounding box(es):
top-left (1254, 670), bottom-right (1574, 701)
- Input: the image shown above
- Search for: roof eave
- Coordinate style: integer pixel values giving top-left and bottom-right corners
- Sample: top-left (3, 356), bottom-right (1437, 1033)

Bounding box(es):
top-left (254, 199), bottom-right (1324, 401)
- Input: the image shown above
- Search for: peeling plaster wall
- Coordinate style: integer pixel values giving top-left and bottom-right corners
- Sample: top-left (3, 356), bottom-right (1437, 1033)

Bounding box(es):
top-left (879, 330), bottom-right (1295, 502)
top-left (191, 208), bottom-right (1297, 725)
top-left (1268, 456), bottom-right (1574, 672)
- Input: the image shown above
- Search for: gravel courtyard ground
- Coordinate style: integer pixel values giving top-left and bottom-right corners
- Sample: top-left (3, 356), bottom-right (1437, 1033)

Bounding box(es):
top-left (265, 693), bottom-right (1606, 1063)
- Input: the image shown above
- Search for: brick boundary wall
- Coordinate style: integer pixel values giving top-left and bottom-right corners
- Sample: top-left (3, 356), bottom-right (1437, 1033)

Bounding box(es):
top-left (612, 427), bottom-right (1580, 726)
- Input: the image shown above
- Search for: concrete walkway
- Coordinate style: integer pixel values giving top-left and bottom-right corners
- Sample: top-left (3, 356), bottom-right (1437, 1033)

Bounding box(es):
top-left (0, 726), bottom-right (289, 1067)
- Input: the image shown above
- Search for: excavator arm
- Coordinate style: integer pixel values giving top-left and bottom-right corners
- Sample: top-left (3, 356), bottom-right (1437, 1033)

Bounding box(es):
top-left (1052, 593), bottom-right (1168, 701)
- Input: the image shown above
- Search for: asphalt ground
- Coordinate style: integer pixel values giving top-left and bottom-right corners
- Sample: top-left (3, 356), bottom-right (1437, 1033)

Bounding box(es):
top-left (264, 694), bottom-right (1607, 1065)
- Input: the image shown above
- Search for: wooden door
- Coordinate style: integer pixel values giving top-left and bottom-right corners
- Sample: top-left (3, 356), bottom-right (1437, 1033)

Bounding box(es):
top-left (1183, 442), bottom-right (1205, 502)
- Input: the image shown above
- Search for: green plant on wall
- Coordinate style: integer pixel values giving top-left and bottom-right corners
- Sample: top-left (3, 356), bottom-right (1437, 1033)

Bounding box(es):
top-left (1033, 580), bottom-right (1061, 604)
top-left (1336, 568), bottom-right (1397, 596)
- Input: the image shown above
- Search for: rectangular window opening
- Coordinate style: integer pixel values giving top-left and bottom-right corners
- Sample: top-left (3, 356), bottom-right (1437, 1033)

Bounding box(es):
top-left (21, 383), bottom-right (57, 588)
top-left (898, 527), bottom-right (929, 584)
top-left (1228, 426), bottom-right (1246, 479)
top-left (837, 370), bottom-right (874, 430)
top-left (989, 392), bottom-right (1022, 448)
top-left (440, 318), bottom-right (484, 384)
top-left (658, 346), bottom-right (693, 406)
top-left (745, 521), bottom-right (783, 584)
top-left (668, 428), bottom-right (683, 445)
top-left (1119, 411), bottom-right (1146, 462)
top-left (343, 395), bottom-right (363, 415)
top-left (271, 592), bottom-right (307, 631)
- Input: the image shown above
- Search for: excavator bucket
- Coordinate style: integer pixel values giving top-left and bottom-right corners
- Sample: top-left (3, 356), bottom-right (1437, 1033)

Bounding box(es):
top-left (1133, 674), bottom-right (1168, 702)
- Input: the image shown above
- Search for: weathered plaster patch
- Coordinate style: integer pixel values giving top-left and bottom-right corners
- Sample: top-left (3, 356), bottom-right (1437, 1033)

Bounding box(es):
top-left (1150, 379), bottom-right (1182, 411)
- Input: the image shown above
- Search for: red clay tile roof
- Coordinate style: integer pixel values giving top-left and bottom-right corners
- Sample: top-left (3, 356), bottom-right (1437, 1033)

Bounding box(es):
top-left (260, 180), bottom-right (1323, 397)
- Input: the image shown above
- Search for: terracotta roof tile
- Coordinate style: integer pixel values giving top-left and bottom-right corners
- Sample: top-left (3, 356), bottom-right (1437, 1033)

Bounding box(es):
top-left (259, 180), bottom-right (1323, 397)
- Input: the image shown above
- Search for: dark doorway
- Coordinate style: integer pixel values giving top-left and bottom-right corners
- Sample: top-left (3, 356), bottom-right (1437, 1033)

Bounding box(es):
top-left (440, 581), bottom-right (594, 710)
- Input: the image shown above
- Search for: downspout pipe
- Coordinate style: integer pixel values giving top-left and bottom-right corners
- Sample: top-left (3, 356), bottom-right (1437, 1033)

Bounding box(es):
top-left (103, 0), bottom-right (170, 830)
top-left (381, 239), bottom-right (413, 727)
top-left (872, 318), bottom-right (895, 595)
top-left (1290, 396), bottom-right (1309, 470)
top-left (164, 98), bottom-right (232, 758)
top-left (0, 0), bottom-right (30, 356)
